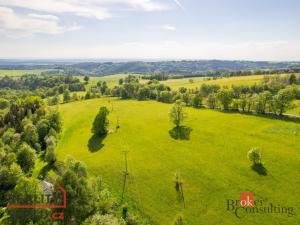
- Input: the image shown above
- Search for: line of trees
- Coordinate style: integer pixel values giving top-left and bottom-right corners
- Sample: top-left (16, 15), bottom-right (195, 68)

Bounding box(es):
top-left (141, 68), bottom-right (300, 81)
top-left (108, 74), bottom-right (300, 117)
top-left (0, 75), bottom-right (85, 100)
top-left (37, 73), bottom-right (299, 119)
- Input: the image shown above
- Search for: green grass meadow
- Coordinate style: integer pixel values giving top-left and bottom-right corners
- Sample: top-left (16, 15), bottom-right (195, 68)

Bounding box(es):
top-left (0, 69), bottom-right (49, 77)
top-left (287, 100), bottom-right (300, 115)
top-left (91, 74), bottom-right (297, 90)
top-left (86, 74), bottom-right (265, 90)
top-left (160, 74), bottom-right (277, 90)
top-left (56, 98), bottom-right (300, 225)
top-left (78, 74), bottom-right (138, 89)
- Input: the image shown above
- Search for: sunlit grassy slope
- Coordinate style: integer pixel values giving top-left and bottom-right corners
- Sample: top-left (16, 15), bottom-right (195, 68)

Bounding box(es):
top-left (91, 73), bottom-right (295, 90)
top-left (87, 73), bottom-right (299, 116)
top-left (287, 100), bottom-right (300, 115)
top-left (0, 69), bottom-right (49, 77)
top-left (56, 98), bottom-right (300, 225)
top-left (160, 74), bottom-right (276, 89)
top-left (77, 74), bottom-right (139, 89)
top-left (81, 74), bottom-right (268, 91)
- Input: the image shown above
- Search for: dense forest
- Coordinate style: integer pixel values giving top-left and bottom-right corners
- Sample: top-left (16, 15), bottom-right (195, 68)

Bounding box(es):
top-left (1, 60), bottom-right (300, 76)
top-left (141, 68), bottom-right (300, 81)
top-left (0, 75), bottom-right (85, 101)
top-left (60, 60), bottom-right (300, 75)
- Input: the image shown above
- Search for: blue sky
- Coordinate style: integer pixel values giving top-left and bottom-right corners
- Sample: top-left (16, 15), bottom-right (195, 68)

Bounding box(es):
top-left (0, 0), bottom-right (300, 60)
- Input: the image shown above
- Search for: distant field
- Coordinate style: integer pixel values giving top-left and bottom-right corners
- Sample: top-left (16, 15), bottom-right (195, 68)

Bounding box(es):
top-left (287, 100), bottom-right (300, 115)
top-left (77, 73), bottom-right (299, 117)
top-left (90, 73), bottom-right (295, 90)
top-left (77, 74), bottom-right (139, 89)
top-left (1, 70), bottom-right (294, 90)
top-left (81, 74), bottom-right (270, 91)
top-left (85, 74), bottom-right (267, 90)
top-left (56, 98), bottom-right (300, 225)
top-left (0, 69), bottom-right (50, 77)
top-left (160, 74), bottom-right (278, 89)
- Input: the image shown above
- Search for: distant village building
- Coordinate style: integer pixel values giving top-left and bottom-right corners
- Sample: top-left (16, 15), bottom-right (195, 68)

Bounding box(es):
top-left (41, 180), bottom-right (54, 203)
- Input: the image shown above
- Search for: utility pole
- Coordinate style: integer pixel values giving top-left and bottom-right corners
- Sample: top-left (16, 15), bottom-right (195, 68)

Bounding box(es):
top-left (121, 150), bottom-right (129, 203)
top-left (175, 172), bottom-right (185, 208)
top-left (108, 99), bottom-right (114, 112)
top-left (116, 116), bottom-right (120, 130)
top-left (180, 180), bottom-right (185, 208)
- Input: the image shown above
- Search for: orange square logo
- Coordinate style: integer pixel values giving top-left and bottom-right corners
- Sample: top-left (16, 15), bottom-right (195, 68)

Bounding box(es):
top-left (240, 193), bottom-right (255, 207)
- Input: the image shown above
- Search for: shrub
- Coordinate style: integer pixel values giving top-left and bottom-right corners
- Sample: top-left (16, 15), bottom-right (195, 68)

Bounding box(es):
top-left (16, 143), bottom-right (36, 173)
top-left (191, 94), bottom-right (203, 108)
top-left (216, 88), bottom-right (234, 110)
top-left (45, 146), bottom-right (56, 164)
top-left (0, 98), bottom-right (9, 110)
top-left (207, 93), bottom-right (217, 109)
top-left (173, 214), bottom-right (184, 225)
top-left (83, 213), bottom-right (121, 225)
top-left (137, 86), bottom-right (150, 100)
top-left (83, 213), bottom-right (124, 225)
top-left (45, 136), bottom-right (57, 164)
top-left (158, 91), bottom-right (173, 103)
top-left (247, 147), bottom-right (262, 165)
top-left (63, 89), bottom-right (71, 103)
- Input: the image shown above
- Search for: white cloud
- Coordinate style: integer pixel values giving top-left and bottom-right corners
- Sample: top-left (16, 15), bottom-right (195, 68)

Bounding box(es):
top-left (128, 0), bottom-right (169, 11)
top-left (103, 0), bottom-right (169, 11)
top-left (0, 6), bottom-right (80, 37)
top-left (0, 0), bottom-right (170, 37)
top-left (27, 14), bottom-right (59, 21)
top-left (0, 0), bottom-right (169, 20)
top-left (161, 24), bottom-right (176, 31)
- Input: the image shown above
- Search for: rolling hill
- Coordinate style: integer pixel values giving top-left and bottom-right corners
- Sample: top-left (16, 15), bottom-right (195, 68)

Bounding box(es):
top-left (56, 98), bottom-right (300, 225)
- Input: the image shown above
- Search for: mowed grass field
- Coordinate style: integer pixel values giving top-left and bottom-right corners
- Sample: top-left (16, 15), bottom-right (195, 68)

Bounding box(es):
top-left (86, 74), bottom-right (265, 90)
top-left (160, 74), bottom-right (280, 90)
top-left (77, 74), bottom-right (140, 89)
top-left (81, 74), bottom-right (269, 92)
top-left (287, 100), bottom-right (300, 115)
top-left (91, 74), bottom-right (296, 90)
top-left (0, 69), bottom-right (49, 77)
top-left (56, 98), bottom-right (300, 225)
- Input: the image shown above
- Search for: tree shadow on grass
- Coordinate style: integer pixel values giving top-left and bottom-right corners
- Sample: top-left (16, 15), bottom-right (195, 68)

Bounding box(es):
top-left (38, 163), bottom-right (54, 179)
top-left (251, 163), bottom-right (268, 176)
top-left (169, 126), bottom-right (192, 140)
top-left (88, 134), bottom-right (106, 152)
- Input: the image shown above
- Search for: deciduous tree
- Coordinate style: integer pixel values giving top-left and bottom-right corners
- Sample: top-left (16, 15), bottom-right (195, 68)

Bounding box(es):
top-left (272, 88), bottom-right (295, 115)
top-left (92, 107), bottom-right (110, 136)
top-left (16, 143), bottom-right (36, 173)
top-left (216, 88), bottom-right (234, 110)
top-left (169, 100), bottom-right (186, 128)
top-left (247, 147), bottom-right (262, 165)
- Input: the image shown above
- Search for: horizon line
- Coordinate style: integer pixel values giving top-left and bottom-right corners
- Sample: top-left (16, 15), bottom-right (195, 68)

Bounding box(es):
top-left (1, 58), bottom-right (300, 63)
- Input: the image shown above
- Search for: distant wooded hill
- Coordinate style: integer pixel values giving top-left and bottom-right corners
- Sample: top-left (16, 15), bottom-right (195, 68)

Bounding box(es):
top-left (1, 60), bottom-right (300, 76)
